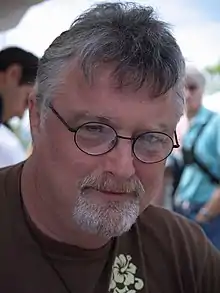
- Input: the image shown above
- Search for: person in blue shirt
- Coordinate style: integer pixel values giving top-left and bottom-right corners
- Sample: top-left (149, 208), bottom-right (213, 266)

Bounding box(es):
top-left (171, 66), bottom-right (220, 249)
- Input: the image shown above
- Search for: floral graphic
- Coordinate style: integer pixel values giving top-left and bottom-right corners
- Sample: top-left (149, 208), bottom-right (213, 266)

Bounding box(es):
top-left (109, 254), bottom-right (144, 293)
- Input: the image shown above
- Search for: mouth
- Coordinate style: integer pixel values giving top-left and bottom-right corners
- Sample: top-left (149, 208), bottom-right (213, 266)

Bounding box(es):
top-left (96, 189), bottom-right (126, 195)
top-left (82, 187), bottom-right (135, 199)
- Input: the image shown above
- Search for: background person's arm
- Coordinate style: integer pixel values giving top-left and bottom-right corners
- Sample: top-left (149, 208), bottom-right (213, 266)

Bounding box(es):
top-left (196, 187), bottom-right (220, 222)
top-left (196, 115), bottom-right (220, 222)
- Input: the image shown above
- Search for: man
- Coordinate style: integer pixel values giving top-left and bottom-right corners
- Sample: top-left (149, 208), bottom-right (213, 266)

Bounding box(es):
top-left (0, 47), bottom-right (38, 167)
top-left (0, 3), bottom-right (219, 293)
top-left (171, 66), bottom-right (220, 249)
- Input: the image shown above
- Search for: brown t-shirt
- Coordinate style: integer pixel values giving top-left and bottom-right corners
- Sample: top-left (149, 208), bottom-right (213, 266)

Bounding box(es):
top-left (0, 163), bottom-right (220, 293)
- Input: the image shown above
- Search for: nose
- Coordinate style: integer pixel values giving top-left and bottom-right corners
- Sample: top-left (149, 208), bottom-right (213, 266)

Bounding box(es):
top-left (103, 138), bottom-right (136, 179)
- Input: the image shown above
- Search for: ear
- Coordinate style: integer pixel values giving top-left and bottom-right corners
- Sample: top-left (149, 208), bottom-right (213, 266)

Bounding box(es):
top-left (5, 64), bottom-right (22, 85)
top-left (28, 91), bottom-right (41, 143)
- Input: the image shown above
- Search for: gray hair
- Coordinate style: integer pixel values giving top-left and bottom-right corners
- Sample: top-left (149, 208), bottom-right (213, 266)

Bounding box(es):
top-left (185, 66), bottom-right (206, 89)
top-left (35, 2), bottom-right (185, 119)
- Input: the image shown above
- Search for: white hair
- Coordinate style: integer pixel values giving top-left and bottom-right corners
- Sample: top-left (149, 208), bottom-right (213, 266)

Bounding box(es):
top-left (185, 66), bottom-right (206, 89)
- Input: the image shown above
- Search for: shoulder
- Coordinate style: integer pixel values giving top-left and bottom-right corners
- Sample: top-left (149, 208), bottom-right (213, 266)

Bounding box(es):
top-left (0, 124), bottom-right (17, 143)
top-left (138, 204), bottom-right (214, 250)
top-left (137, 205), bottom-right (220, 291)
top-left (0, 125), bottom-right (24, 148)
top-left (139, 205), bottom-right (204, 246)
top-left (0, 163), bottom-right (24, 228)
top-left (0, 163), bottom-right (23, 192)
top-left (206, 111), bottom-right (220, 139)
top-left (0, 125), bottom-right (26, 167)
top-left (211, 112), bottom-right (220, 126)
top-left (202, 108), bottom-right (220, 125)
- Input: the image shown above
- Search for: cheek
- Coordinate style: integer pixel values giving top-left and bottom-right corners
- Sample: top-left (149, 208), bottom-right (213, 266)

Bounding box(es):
top-left (138, 162), bottom-right (165, 186)
top-left (64, 153), bottom-right (100, 180)
top-left (44, 130), bottom-right (101, 182)
top-left (36, 132), bottom-right (103, 207)
top-left (192, 92), bottom-right (201, 105)
top-left (136, 162), bottom-right (165, 209)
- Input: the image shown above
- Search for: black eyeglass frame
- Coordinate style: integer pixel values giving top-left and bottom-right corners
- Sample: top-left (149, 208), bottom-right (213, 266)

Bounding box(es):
top-left (48, 104), bottom-right (180, 164)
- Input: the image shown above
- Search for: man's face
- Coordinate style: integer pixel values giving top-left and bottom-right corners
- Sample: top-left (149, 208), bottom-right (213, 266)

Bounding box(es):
top-left (31, 66), bottom-right (178, 238)
top-left (184, 77), bottom-right (203, 116)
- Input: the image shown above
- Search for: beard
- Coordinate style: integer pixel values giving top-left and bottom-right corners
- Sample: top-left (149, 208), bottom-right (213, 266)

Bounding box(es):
top-left (73, 195), bottom-right (140, 238)
top-left (72, 172), bottom-right (145, 238)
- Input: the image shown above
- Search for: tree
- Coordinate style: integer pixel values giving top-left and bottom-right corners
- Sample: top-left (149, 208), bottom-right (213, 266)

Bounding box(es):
top-left (206, 61), bottom-right (220, 76)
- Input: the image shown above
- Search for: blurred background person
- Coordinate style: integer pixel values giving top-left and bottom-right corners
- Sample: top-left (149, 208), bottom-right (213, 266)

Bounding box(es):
top-left (0, 46), bottom-right (38, 167)
top-left (167, 66), bottom-right (220, 249)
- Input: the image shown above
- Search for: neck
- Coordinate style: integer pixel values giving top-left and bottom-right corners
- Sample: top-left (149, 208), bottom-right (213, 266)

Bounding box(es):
top-left (21, 157), bottom-right (109, 250)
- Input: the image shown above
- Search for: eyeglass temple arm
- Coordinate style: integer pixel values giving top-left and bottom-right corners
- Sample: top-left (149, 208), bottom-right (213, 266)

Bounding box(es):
top-left (174, 131), bottom-right (180, 148)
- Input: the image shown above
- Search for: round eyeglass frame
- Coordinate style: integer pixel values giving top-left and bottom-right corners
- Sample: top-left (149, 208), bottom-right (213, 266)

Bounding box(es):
top-left (48, 104), bottom-right (179, 164)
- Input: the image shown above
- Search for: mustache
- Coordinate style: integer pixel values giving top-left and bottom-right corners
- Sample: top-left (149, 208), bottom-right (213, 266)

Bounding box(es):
top-left (79, 172), bottom-right (145, 197)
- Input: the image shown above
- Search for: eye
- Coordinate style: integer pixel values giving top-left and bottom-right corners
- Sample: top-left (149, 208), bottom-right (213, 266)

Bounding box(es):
top-left (76, 123), bottom-right (116, 148)
top-left (135, 132), bottom-right (173, 154)
top-left (78, 123), bottom-right (115, 140)
top-left (83, 124), bottom-right (105, 133)
top-left (140, 133), bottom-right (165, 145)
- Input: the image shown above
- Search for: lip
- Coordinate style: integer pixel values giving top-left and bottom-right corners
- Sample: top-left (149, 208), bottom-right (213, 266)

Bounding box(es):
top-left (83, 187), bottom-right (134, 198)
top-left (96, 189), bottom-right (125, 195)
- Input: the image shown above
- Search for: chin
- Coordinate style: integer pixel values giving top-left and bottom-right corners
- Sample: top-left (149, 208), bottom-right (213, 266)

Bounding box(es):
top-left (72, 194), bottom-right (140, 238)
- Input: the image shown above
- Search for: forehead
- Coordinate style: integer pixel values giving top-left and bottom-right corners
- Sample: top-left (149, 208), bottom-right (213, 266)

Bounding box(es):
top-left (55, 65), bottom-right (178, 131)
top-left (185, 75), bottom-right (202, 87)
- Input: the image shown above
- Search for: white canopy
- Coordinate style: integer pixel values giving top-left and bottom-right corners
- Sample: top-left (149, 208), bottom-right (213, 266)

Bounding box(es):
top-left (0, 0), bottom-right (45, 31)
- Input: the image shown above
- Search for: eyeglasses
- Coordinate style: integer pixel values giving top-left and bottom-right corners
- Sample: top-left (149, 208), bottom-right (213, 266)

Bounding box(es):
top-left (49, 104), bottom-right (179, 164)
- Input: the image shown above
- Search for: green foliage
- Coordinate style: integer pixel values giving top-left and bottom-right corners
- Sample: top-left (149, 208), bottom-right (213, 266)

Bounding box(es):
top-left (206, 61), bottom-right (220, 75)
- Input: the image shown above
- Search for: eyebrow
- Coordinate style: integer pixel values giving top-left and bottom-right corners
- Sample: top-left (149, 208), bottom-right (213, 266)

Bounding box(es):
top-left (66, 110), bottom-right (171, 134)
top-left (66, 110), bottom-right (120, 128)
top-left (153, 124), bottom-right (170, 133)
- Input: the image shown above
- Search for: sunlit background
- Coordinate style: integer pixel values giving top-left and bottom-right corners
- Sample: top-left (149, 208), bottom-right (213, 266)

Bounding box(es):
top-left (1, 0), bottom-right (220, 68)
